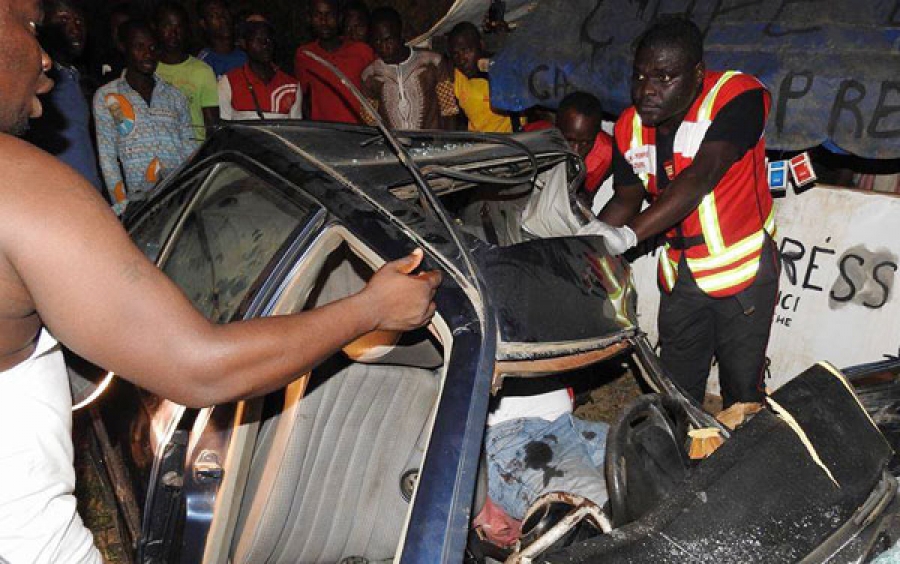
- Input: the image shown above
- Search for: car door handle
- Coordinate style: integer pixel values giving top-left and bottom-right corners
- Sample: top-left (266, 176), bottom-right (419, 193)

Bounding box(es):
top-left (194, 450), bottom-right (224, 483)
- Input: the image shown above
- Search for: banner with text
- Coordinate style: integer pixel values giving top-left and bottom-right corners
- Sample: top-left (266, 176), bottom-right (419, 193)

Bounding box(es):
top-left (490, 0), bottom-right (900, 158)
top-left (631, 186), bottom-right (900, 393)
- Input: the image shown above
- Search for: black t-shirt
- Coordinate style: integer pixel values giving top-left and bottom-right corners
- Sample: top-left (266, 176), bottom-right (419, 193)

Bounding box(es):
top-left (612, 88), bottom-right (766, 192)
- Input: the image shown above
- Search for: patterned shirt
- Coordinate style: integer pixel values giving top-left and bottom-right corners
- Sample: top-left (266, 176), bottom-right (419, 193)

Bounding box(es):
top-left (361, 49), bottom-right (458, 130)
top-left (93, 75), bottom-right (198, 206)
top-left (453, 69), bottom-right (512, 133)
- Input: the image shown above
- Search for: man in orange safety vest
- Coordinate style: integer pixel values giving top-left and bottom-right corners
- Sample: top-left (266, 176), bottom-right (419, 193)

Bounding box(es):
top-left (580, 16), bottom-right (780, 408)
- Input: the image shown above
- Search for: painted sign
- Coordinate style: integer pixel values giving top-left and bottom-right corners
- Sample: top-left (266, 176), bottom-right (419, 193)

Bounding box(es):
top-left (631, 185), bottom-right (900, 393)
top-left (489, 0), bottom-right (900, 158)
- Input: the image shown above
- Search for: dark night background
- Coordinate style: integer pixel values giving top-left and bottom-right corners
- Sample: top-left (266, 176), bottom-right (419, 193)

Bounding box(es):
top-left (82, 0), bottom-right (455, 72)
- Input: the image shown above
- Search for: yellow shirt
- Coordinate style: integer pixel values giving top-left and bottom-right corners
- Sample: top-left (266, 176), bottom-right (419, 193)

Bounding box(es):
top-left (453, 69), bottom-right (512, 133)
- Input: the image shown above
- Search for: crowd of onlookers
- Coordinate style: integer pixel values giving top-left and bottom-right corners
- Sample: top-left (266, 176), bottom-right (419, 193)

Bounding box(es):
top-left (30, 0), bottom-right (615, 216)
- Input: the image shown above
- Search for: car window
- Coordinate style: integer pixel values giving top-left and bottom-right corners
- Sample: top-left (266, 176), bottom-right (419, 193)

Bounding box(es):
top-left (158, 163), bottom-right (318, 322)
top-left (130, 173), bottom-right (206, 263)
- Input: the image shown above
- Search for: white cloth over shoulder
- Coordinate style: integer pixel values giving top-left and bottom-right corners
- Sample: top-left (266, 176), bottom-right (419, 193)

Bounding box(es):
top-left (0, 329), bottom-right (101, 564)
top-left (520, 162), bottom-right (584, 238)
top-left (487, 389), bottom-right (573, 427)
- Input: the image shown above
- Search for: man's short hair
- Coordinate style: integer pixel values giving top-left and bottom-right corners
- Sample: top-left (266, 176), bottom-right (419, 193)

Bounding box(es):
top-left (237, 15), bottom-right (274, 41)
top-left (108, 1), bottom-right (130, 19)
top-left (154, 1), bottom-right (189, 25)
top-left (634, 16), bottom-right (703, 67)
top-left (448, 21), bottom-right (480, 44)
top-left (369, 7), bottom-right (401, 34)
top-left (558, 92), bottom-right (603, 121)
top-left (314, 0), bottom-right (340, 12)
top-left (120, 19), bottom-right (154, 46)
top-left (43, 0), bottom-right (85, 15)
top-left (344, 0), bottom-right (369, 18)
top-left (197, 0), bottom-right (226, 19)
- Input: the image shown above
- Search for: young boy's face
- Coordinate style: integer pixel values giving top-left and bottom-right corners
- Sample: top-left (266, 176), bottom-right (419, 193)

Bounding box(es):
top-left (125, 28), bottom-right (159, 77)
top-left (344, 8), bottom-right (369, 43)
top-left (310, 0), bottom-right (340, 41)
top-left (156, 9), bottom-right (187, 54)
top-left (200, 0), bottom-right (233, 41)
top-left (244, 25), bottom-right (274, 65)
top-left (371, 20), bottom-right (403, 64)
top-left (557, 108), bottom-right (601, 159)
top-left (448, 33), bottom-right (479, 78)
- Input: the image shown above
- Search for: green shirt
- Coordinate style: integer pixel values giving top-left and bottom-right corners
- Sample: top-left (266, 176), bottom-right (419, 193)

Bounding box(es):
top-left (156, 56), bottom-right (218, 141)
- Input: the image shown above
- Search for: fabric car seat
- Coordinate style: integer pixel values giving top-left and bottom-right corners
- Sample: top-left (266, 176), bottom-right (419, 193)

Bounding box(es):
top-left (230, 359), bottom-right (438, 563)
top-left (230, 247), bottom-right (441, 563)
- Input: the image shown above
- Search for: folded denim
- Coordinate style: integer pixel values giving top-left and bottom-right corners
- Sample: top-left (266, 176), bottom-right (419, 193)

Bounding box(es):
top-left (485, 413), bottom-right (610, 520)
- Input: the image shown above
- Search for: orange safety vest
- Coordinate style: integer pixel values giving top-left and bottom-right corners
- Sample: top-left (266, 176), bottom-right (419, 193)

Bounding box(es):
top-left (614, 70), bottom-right (776, 298)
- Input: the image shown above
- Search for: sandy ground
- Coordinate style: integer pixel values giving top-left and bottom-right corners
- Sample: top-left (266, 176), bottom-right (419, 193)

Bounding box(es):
top-left (573, 366), bottom-right (644, 423)
top-left (572, 358), bottom-right (724, 424)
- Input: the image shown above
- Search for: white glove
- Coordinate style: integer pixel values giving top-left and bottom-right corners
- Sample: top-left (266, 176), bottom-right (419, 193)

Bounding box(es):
top-left (577, 220), bottom-right (637, 256)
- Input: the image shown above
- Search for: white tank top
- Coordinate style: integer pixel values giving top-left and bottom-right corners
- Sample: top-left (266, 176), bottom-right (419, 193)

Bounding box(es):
top-left (0, 329), bottom-right (101, 563)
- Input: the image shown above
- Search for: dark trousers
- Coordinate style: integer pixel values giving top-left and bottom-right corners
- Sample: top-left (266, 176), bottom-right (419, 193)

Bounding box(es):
top-left (658, 238), bottom-right (780, 408)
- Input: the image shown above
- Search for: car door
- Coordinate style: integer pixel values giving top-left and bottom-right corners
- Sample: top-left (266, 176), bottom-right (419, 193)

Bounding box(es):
top-left (127, 158), bottom-right (325, 564)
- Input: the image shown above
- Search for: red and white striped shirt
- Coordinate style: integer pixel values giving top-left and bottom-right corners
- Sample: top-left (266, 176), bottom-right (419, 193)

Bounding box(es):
top-left (219, 63), bottom-right (302, 121)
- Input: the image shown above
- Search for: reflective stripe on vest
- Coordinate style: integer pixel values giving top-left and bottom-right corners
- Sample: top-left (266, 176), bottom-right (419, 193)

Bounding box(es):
top-left (659, 250), bottom-right (678, 292)
top-left (597, 256), bottom-right (630, 326)
top-left (633, 71), bottom-right (773, 296)
top-left (630, 117), bottom-right (649, 187)
top-left (688, 207), bottom-right (775, 273)
top-left (690, 208), bottom-right (775, 294)
top-left (693, 71), bottom-right (739, 255)
top-left (698, 71), bottom-right (739, 123)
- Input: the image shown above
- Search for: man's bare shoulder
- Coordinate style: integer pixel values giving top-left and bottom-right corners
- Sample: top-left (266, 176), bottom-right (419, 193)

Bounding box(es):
top-left (0, 133), bottom-right (96, 196)
top-left (0, 133), bottom-right (113, 241)
top-left (0, 134), bottom-right (114, 367)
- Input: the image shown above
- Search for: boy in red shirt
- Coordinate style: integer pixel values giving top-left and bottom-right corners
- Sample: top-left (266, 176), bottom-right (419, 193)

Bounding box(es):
top-left (556, 92), bottom-right (612, 198)
top-left (343, 0), bottom-right (370, 44)
top-left (219, 17), bottom-right (302, 120)
top-left (295, 0), bottom-right (375, 123)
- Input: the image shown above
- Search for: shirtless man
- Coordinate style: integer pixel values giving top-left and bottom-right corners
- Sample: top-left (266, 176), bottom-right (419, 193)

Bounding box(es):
top-left (0, 0), bottom-right (440, 561)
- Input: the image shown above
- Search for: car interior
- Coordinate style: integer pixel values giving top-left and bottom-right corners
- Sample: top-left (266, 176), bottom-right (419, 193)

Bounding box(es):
top-left (70, 130), bottom-right (900, 564)
top-left (425, 164), bottom-right (712, 562)
top-left (120, 163), bottom-right (452, 563)
top-left (223, 230), bottom-right (450, 564)
top-left (208, 159), bottom-right (646, 563)
top-left (115, 151), bottom-right (694, 564)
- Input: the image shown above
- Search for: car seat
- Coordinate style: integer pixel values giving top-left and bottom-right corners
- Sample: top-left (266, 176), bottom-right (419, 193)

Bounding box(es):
top-left (230, 247), bottom-right (442, 563)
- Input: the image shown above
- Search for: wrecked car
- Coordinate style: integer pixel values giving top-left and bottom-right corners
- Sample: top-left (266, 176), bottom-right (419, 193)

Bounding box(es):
top-left (78, 120), bottom-right (899, 564)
